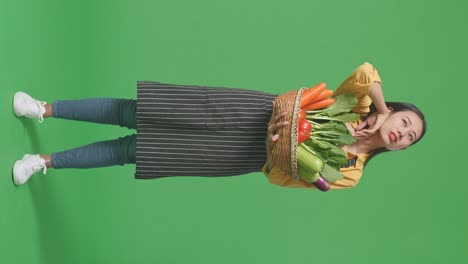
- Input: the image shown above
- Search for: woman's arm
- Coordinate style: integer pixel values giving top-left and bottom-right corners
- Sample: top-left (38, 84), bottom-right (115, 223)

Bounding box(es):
top-left (332, 62), bottom-right (381, 114)
top-left (369, 81), bottom-right (387, 114)
top-left (354, 81), bottom-right (392, 138)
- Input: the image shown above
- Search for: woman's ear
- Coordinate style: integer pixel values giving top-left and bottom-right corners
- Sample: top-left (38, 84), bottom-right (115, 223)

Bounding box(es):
top-left (387, 106), bottom-right (394, 112)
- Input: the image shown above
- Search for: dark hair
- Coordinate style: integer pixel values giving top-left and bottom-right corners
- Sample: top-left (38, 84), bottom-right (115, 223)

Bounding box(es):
top-left (363, 102), bottom-right (427, 166)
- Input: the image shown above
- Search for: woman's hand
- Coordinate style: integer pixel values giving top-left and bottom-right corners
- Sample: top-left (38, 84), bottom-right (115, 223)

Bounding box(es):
top-left (265, 101), bottom-right (289, 170)
top-left (354, 81), bottom-right (392, 139)
top-left (353, 108), bottom-right (391, 139)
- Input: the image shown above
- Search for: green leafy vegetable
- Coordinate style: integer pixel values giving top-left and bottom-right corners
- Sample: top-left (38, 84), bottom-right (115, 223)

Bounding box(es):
top-left (307, 112), bottom-right (360, 123)
top-left (313, 133), bottom-right (356, 146)
top-left (305, 93), bottom-right (358, 116)
top-left (321, 164), bottom-right (345, 183)
top-left (297, 92), bottom-right (360, 183)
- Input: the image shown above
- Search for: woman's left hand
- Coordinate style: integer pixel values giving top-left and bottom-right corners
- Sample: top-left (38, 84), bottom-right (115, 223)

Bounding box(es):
top-left (354, 110), bottom-right (391, 139)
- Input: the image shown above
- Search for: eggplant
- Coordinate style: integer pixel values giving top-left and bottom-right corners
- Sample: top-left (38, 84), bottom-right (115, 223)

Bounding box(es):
top-left (312, 175), bottom-right (331, 192)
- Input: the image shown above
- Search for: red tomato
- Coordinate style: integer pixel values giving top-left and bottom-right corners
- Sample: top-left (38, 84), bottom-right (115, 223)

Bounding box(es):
top-left (298, 128), bottom-right (311, 144)
top-left (297, 119), bottom-right (312, 144)
top-left (299, 119), bottom-right (311, 132)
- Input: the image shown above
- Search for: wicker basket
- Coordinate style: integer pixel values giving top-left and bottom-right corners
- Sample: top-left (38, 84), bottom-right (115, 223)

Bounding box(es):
top-left (270, 87), bottom-right (307, 180)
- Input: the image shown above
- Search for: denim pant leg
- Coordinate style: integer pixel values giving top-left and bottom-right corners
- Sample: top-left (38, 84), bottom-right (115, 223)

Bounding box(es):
top-left (51, 134), bottom-right (136, 169)
top-left (50, 98), bottom-right (137, 168)
top-left (52, 98), bottom-right (136, 129)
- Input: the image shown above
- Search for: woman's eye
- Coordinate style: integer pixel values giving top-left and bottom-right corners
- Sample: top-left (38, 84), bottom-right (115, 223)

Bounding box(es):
top-left (403, 119), bottom-right (407, 126)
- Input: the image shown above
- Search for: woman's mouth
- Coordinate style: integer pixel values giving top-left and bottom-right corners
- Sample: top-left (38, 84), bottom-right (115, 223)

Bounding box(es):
top-left (389, 132), bottom-right (398, 143)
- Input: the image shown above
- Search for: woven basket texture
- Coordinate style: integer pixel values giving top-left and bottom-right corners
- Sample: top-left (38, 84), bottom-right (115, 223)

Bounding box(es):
top-left (270, 87), bottom-right (307, 179)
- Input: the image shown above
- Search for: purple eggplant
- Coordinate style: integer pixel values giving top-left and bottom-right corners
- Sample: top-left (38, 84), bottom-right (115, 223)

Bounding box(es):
top-left (312, 175), bottom-right (330, 192)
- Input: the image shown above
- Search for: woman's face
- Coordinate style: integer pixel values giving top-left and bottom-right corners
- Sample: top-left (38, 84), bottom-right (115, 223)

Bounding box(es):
top-left (378, 110), bottom-right (424, 150)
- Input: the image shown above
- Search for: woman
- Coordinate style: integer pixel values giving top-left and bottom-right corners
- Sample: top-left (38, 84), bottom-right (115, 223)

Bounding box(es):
top-left (12, 62), bottom-right (426, 188)
top-left (264, 63), bottom-right (426, 189)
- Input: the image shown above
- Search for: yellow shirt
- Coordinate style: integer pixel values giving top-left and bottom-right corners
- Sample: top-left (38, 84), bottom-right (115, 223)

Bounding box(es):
top-left (262, 62), bottom-right (382, 190)
top-left (333, 62), bottom-right (382, 114)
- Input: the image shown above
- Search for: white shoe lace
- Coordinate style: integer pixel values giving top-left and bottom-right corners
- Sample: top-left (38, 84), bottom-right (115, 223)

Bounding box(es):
top-left (42, 162), bottom-right (47, 175)
top-left (36, 101), bottom-right (47, 123)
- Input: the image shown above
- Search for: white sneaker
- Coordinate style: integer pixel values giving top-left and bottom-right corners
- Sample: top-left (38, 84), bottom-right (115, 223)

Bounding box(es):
top-left (13, 154), bottom-right (48, 185)
top-left (13, 91), bottom-right (47, 123)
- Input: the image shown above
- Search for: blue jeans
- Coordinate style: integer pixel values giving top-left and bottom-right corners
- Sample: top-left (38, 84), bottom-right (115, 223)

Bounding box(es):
top-left (50, 98), bottom-right (136, 169)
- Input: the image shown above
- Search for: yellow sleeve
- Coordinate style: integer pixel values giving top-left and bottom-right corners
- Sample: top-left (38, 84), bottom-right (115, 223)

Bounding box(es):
top-left (262, 163), bottom-right (317, 189)
top-left (330, 166), bottom-right (363, 190)
top-left (332, 62), bottom-right (382, 114)
top-left (330, 154), bottom-right (367, 190)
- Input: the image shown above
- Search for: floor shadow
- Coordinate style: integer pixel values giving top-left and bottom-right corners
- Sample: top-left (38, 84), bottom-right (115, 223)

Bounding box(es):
top-left (19, 118), bottom-right (72, 264)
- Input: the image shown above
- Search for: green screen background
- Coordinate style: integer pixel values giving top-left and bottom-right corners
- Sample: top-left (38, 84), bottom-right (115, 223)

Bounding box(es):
top-left (1, 0), bottom-right (466, 263)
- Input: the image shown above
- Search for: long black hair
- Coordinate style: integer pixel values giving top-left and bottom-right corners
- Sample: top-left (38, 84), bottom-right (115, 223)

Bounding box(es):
top-left (363, 102), bottom-right (427, 166)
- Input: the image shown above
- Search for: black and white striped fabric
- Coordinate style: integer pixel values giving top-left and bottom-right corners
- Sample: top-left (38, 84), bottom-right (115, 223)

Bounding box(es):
top-left (135, 81), bottom-right (277, 179)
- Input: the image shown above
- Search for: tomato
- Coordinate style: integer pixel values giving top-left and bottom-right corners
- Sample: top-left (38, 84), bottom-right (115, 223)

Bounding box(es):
top-left (298, 119), bottom-right (312, 144)
top-left (298, 128), bottom-right (311, 144)
top-left (299, 119), bottom-right (311, 132)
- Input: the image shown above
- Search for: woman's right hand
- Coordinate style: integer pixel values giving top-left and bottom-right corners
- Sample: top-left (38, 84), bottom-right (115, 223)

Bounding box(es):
top-left (265, 101), bottom-right (289, 169)
top-left (353, 108), bottom-right (391, 139)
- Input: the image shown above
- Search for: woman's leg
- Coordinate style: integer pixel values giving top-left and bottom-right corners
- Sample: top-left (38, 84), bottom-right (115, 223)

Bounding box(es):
top-left (41, 134), bottom-right (136, 169)
top-left (44, 98), bottom-right (137, 130)
top-left (13, 134), bottom-right (136, 185)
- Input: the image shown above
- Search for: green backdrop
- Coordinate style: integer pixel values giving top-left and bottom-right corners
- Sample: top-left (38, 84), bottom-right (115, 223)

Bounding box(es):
top-left (1, 0), bottom-right (466, 263)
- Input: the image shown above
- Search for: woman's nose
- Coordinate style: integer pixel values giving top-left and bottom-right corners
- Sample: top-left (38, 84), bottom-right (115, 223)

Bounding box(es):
top-left (399, 127), bottom-right (410, 138)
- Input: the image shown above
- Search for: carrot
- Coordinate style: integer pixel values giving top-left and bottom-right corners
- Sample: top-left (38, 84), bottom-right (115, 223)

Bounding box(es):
top-left (303, 98), bottom-right (335, 111)
top-left (310, 89), bottom-right (333, 104)
top-left (300, 82), bottom-right (326, 108)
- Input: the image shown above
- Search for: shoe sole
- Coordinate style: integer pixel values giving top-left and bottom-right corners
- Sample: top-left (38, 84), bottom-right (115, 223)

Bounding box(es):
top-left (13, 92), bottom-right (26, 117)
top-left (13, 160), bottom-right (24, 185)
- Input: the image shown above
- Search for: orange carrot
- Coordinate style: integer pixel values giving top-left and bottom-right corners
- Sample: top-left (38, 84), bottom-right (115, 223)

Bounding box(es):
top-left (303, 98), bottom-right (335, 111)
top-left (300, 82), bottom-right (326, 108)
top-left (310, 89), bottom-right (333, 104)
